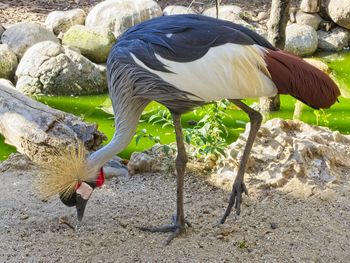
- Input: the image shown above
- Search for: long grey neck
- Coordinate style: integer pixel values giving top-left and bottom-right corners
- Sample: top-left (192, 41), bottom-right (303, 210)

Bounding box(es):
top-left (87, 95), bottom-right (149, 173)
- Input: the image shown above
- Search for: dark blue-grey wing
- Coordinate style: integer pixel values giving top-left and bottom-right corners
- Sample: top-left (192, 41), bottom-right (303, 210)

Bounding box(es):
top-left (112, 14), bottom-right (275, 72)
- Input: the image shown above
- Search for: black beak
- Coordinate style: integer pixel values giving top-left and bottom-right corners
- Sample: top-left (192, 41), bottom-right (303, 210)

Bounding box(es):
top-left (76, 194), bottom-right (89, 222)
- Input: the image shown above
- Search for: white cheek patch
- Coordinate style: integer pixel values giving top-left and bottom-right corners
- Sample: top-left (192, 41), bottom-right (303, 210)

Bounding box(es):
top-left (76, 182), bottom-right (93, 200)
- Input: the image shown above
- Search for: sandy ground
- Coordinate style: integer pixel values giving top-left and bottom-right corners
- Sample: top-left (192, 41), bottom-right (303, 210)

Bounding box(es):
top-left (0, 0), bottom-right (348, 262)
top-left (1, 154), bottom-right (350, 263)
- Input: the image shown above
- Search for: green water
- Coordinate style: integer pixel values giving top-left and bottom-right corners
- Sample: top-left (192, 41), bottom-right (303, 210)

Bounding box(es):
top-left (1, 52), bottom-right (350, 161)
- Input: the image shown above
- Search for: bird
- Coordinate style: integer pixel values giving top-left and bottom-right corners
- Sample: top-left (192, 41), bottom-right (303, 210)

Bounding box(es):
top-left (37, 14), bottom-right (340, 244)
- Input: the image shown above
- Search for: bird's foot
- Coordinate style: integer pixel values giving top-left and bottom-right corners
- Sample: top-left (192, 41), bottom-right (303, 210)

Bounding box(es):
top-left (139, 215), bottom-right (192, 245)
top-left (220, 181), bottom-right (248, 224)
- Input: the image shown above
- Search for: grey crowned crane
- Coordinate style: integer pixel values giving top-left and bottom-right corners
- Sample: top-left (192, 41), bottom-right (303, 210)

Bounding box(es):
top-left (37, 14), bottom-right (340, 243)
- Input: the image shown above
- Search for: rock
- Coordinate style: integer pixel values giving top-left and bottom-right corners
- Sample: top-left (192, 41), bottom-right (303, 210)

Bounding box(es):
top-left (103, 166), bottom-right (128, 179)
top-left (163, 5), bottom-right (196, 16)
top-left (85, 0), bottom-right (162, 38)
top-left (202, 5), bottom-right (251, 28)
top-left (257, 11), bottom-right (269, 21)
top-left (45, 8), bottom-right (86, 35)
top-left (319, 20), bottom-right (335, 32)
top-left (0, 44), bottom-right (17, 79)
top-left (104, 156), bottom-right (128, 179)
top-left (327, 0), bottom-right (350, 29)
top-left (15, 41), bottom-right (107, 95)
top-left (214, 119), bottom-right (350, 194)
top-left (0, 24), bottom-right (4, 43)
top-left (270, 222), bottom-right (278, 229)
top-left (318, 189), bottom-right (336, 201)
top-left (317, 27), bottom-right (349, 51)
top-left (127, 152), bottom-right (157, 175)
top-left (296, 10), bottom-right (322, 30)
top-left (62, 25), bottom-right (115, 63)
top-left (300, 0), bottom-right (319, 13)
top-left (285, 24), bottom-right (318, 56)
top-left (303, 58), bottom-right (330, 74)
top-left (0, 153), bottom-right (33, 172)
top-left (1, 22), bottom-right (59, 58)
top-left (127, 143), bottom-right (178, 175)
top-left (0, 78), bottom-right (15, 89)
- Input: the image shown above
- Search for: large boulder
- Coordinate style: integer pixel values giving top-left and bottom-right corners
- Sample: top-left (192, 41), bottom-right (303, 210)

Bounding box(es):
top-left (285, 24), bottom-right (318, 56)
top-left (317, 27), bottom-right (349, 51)
top-left (296, 10), bottom-right (322, 30)
top-left (300, 0), bottom-right (319, 13)
top-left (0, 44), bottom-right (17, 80)
top-left (327, 0), bottom-right (350, 29)
top-left (1, 23), bottom-right (59, 58)
top-left (62, 25), bottom-right (116, 63)
top-left (45, 9), bottom-right (86, 35)
top-left (85, 0), bottom-right (162, 38)
top-left (202, 5), bottom-right (251, 28)
top-left (15, 41), bottom-right (107, 95)
top-left (163, 5), bottom-right (196, 16)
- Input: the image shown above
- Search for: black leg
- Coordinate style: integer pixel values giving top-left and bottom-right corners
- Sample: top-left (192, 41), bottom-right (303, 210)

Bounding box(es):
top-left (139, 112), bottom-right (191, 245)
top-left (220, 99), bottom-right (262, 223)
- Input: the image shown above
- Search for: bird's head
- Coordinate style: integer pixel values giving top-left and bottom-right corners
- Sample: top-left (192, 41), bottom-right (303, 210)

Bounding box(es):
top-left (34, 142), bottom-right (104, 222)
top-left (58, 168), bottom-right (104, 221)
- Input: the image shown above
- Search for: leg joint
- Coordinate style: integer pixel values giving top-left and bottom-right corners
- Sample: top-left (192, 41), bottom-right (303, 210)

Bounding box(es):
top-left (249, 110), bottom-right (263, 124)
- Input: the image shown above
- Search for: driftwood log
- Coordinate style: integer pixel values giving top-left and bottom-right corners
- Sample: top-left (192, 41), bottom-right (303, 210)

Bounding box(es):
top-left (0, 83), bottom-right (106, 162)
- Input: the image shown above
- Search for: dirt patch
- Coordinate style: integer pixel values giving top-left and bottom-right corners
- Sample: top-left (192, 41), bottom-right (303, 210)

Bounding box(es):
top-left (1, 153), bottom-right (350, 262)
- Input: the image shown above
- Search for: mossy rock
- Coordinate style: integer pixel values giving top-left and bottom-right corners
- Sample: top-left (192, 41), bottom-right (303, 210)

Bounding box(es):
top-left (62, 25), bottom-right (116, 63)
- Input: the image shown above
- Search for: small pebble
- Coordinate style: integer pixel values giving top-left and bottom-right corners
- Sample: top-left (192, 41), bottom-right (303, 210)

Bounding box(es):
top-left (216, 234), bottom-right (224, 240)
top-left (20, 214), bottom-right (29, 220)
top-left (270, 222), bottom-right (278, 229)
top-left (119, 220), bottom-right (128, 228)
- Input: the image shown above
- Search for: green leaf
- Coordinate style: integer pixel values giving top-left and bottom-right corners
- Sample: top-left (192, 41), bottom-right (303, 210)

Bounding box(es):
top-left (185, 134), bottom-right (191, 144)
top-left (135, 135), bottom-right (143, 145)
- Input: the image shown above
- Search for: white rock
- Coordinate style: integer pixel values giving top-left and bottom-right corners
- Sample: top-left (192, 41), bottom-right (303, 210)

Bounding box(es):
top-left (0, 78), bottom-right (15, 89)
top-left (203, 5), bottom-right (251, 28)
top-left (0, 44), bottom-right (17, 79)
top-left (1, 22), bottom-right (59, 58)
top-left (62, 25), bottom-right (116, 63)
top-left (45, 8), bottom-right (86, 35)
top-left (285, 24), bottom-right (318, 56)
top-left (303, 58), bottom-right (330, 73)
top-left (103, 166), bottom-right (128, 179)
top-left (15, 41), bottom-right (107, 95)
top-left (300, 0), bottom-right (319, 13)
top-left (318, 189), bottom-right (336, 201)
top-left (163, 5), bottom-right (196, 16)
top-left (86, 0), bottom-right (162, 38)
top-left (327, 0), bottom-right (350, 29)
top-left (257, 11), bottom-right (269, 21)
top-left (317, 27), bottom-right (349, 51)
top-left (296, 10), bottom-right (322, 30)
top-left (215, 119), bottom-right (350, 194)
top-left (127, 152), bottom-right (157, 175)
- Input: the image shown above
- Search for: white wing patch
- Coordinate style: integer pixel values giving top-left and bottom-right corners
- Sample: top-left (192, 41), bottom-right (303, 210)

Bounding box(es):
top-left (131, 43), bottom-right (277, 101)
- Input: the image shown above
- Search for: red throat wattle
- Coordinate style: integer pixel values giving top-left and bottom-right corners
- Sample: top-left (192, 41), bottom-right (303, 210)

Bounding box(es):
top-left (96, 168), bottom-right (105, 187)
top-left (74, 168), bottom-right (105, 190)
